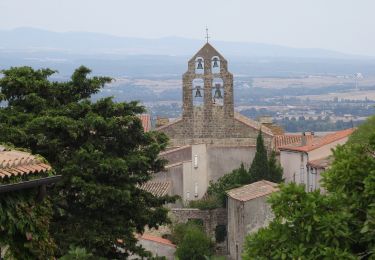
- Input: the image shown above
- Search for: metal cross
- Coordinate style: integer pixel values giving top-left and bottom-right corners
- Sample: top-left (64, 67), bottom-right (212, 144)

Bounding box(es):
top-left (205, 27), bottom-right (210, 43)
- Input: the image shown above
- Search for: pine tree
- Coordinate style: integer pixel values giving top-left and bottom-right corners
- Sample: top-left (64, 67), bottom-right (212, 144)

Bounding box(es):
top-left (268, 151), bottom-right (283, 183)
top-left (249, 131), bottom-right (270, 182)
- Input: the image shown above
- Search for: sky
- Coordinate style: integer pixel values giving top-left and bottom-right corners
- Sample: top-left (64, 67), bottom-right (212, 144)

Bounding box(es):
top-left (1, 0), bottom-right (374, 56)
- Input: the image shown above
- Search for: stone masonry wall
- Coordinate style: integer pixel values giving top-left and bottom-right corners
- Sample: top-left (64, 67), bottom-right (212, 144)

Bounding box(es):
top-left (171, 208), bottom-right (228, 254)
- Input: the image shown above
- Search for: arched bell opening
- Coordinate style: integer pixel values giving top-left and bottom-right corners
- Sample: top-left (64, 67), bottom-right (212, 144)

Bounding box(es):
top-left (195, 57), bottom-right (205, 74)
top-left (211, 56), bottom-right (221, 74)
top-left (212, 78), bottom-right (224, 106)
top-left (192, 78), bottom-right (204, 107)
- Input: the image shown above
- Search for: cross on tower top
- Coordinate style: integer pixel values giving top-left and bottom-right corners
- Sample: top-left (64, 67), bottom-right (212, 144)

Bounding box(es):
top-left (205, 27), bottom-right (210, 43)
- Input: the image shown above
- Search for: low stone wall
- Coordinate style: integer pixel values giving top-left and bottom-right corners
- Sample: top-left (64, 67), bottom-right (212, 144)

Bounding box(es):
top-left (171, 208), bottom-right (228, 254)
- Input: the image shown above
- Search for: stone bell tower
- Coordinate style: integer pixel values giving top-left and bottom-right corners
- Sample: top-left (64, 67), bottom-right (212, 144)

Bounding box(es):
top-left (158, 41), bottom-right (273, 147)
top-left (181, 42), bottom-right (235, 140)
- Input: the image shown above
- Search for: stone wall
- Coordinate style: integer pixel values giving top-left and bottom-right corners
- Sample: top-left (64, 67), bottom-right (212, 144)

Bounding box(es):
top-left (171, 208), bottom-right (228, 254)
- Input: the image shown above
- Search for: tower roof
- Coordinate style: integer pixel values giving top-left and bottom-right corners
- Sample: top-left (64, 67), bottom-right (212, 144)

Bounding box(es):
top-left (189, 42), bottom-right (226, 62)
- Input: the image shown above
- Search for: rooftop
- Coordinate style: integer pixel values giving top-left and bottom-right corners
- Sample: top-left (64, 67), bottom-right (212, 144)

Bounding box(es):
top-left (279, 128), bottom-right (355, 153)
top-left (307, 156), bottom-right (333, 169)
top-left (140, 234), bottom-right (176, 247)
top-left (0, 148), bottom-right (52, 179)
top-left (274, 134), bottom-right (314, 152)
top-left (227, 180), bottom-right (278, 202)
top-left (139, 181), bottom-right (171, 197)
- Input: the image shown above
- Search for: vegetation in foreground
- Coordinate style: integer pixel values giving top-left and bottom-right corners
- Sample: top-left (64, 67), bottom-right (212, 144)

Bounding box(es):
top-left (0, 66), bottom-right (175, 258)
top-left (243, 116), bottom-right (375, 259)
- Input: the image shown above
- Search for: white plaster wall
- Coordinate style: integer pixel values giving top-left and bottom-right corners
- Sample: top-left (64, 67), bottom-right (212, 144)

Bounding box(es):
top-left (280, 150), bottom-right (307, 183)
top-left (183, 144), bottom-right (208, 201)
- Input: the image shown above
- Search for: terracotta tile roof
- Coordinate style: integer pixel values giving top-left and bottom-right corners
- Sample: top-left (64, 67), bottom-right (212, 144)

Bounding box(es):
top-left (307, 156), bottom-right (333, 169)
top-left (227, 180), bottom-right (279, 202)
top-left (0, 149), bottom-right (52, 179)
top-left (138, 114), bottom-right (151, 132)
top-left (234, 112), bottom-right (273, 136)
top-left (139, 181), bottom-right (171, 197)
top-left (279, 128), bottom-right (355, 153)
top-left (274, 134), bottom-right (314, 151)
top-left (140, 234), bottom-right (176, 247)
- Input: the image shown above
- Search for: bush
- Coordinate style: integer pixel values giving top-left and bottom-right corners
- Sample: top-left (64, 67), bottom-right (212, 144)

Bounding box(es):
top-left (175, 224), bottom-right (214, 260)
top-left (189, 195), bottom-right (222, 210)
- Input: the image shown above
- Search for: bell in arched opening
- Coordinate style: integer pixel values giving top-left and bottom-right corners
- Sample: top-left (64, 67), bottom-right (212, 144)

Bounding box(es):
top-left (214, 86), bottom-right (223, 99)
top-left (212, 57), bottom-right (219, 68)
top-left (195, 86), bottom-right (202, 97)
top-left (196, 59), bottom-right (203, 69)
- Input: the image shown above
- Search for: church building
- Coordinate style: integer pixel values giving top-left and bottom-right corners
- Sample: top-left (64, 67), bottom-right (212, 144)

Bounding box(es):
top-left (153, 42), bottom-right (274, 202)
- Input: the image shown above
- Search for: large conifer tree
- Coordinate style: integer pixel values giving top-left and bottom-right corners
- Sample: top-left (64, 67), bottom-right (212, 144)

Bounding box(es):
top-left (249, 131), bottom-right (270, 182)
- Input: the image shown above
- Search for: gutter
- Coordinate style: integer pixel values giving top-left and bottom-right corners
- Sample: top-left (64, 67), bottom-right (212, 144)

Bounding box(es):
top-left (0, 175), bottom-right (62, 193)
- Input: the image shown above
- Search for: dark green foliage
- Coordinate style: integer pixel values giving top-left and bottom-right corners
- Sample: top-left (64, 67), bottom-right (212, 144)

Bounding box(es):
top-left (189, 195), bottom-right (221, 210)
top-left (0, 66), bottom-right (175, 258)
top-left (348, 114), bottom-right (375, 145)
top-left (59, 246), bottom-right (100, 260)
top-left (249, 132), bottom-right (269, 182)
top-left (243, 116), bottom-right (375, 259)
top-left (268, 151), bottom-right (283, 183)
top-left (0, 156), bottom-right (56, 259)
top-left (174, 223), bottom-right (214, 260)
top-left (243, 184), bottom-right (355, 259)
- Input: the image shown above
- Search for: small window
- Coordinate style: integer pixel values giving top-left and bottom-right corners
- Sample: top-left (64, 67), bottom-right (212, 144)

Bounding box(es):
top-left (194, 154), bottom-right (198, 168)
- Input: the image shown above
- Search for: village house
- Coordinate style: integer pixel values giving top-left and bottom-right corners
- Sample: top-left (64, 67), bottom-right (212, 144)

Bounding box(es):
top-left (279, 128), bottom-right (355, 191)
top-left (226, 180), bottom-right (278, 260)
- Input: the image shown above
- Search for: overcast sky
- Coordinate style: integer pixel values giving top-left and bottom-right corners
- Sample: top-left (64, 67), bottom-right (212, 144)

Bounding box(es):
top-left (1, 0), bottom-right (374, 56)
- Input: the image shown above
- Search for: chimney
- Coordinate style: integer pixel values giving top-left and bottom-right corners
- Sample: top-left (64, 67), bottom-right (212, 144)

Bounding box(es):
top-left (301, 132), bottom-right (307, 146)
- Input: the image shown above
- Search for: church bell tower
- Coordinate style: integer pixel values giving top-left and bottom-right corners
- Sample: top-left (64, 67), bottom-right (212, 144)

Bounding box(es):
top-left (182, 41), bottom-right (234, 139)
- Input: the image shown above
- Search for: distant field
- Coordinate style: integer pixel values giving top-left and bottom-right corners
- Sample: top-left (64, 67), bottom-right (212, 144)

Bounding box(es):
top-left (252, 76), bottom-right (375, 89)
top-left (295, 90), bottom-right (375, 101)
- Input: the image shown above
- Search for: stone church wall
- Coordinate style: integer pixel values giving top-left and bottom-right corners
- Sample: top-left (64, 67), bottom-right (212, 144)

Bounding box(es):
top-left (207, 146), bottom-right (257, 182)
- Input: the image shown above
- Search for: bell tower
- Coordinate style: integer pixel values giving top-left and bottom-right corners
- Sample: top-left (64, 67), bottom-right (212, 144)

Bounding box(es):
top-left (182, 42), bottom-right (234, 139)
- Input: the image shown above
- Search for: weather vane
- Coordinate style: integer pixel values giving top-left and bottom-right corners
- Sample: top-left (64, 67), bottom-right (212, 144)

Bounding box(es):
top-left (205, 27), bottom-right (210, 43)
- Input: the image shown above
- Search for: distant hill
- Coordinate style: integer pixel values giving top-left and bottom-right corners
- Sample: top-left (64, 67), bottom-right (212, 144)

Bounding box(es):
top-left (0, 27), bottom-right (368, 59)
top-left (1, 28), bottom-right (375, 78)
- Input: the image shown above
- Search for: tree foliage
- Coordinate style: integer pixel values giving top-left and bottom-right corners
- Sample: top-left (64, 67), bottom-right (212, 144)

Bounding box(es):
top-left (249, 132), bottom-right (270, 182)
top-left (0, 66), bottom-right (174, 258)
top-left (174, 223), bottom-right (214, 260)
top-left (243, 116), bottom-right (375, 259)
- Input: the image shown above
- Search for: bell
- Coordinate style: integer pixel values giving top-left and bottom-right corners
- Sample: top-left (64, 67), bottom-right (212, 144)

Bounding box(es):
top-left (197, 59), bottom-right (203, 69)
top-left (214, 87), bottom-right (223, 99)
top-left (195, 87), bottom-right (202, 98)
top-left (213, 57), bottom-right (219, 68)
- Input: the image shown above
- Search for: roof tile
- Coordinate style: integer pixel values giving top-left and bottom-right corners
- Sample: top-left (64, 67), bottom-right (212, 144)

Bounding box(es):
top-left (227, 180), bottom-right (279, 202)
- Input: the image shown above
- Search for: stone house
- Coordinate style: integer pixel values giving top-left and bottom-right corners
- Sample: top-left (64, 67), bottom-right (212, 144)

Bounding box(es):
top-left (153, 42), bottom-right (274, 203)
top-left (226, 180), bottom-right (278, 260)
top-left (279, 128), bottom-right (355, 191)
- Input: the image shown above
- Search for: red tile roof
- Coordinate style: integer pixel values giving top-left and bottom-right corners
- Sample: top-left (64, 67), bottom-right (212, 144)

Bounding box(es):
top-left (139, 181), bottom-right (171, 197)
top-left (279, 128), bottom-right (355, 153)
top-left (138, 114), bottom-right (151, 132)
top-left (0, 149), bottom-right (52, 179)
top-left (227, 180), bottom-right (279, 202)
top-left (140, 234), bottom-right (176, 247)
top-left (274, 134), bottom-right (314, 151)
top-left (307, 156), bottom-right (333, 169)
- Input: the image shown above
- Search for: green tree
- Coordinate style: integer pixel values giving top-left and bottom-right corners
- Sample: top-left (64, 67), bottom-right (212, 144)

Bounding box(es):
top-left (243, 183), bottom-right (355, 259)
top-left (249, 131), bottom-right (269, 182)
top-left (175, 223), bottom-right (214, 260)
top-left (268, 151), bottom-right (283, 183)
top-left (0, 66), bottom-right (174, 258)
